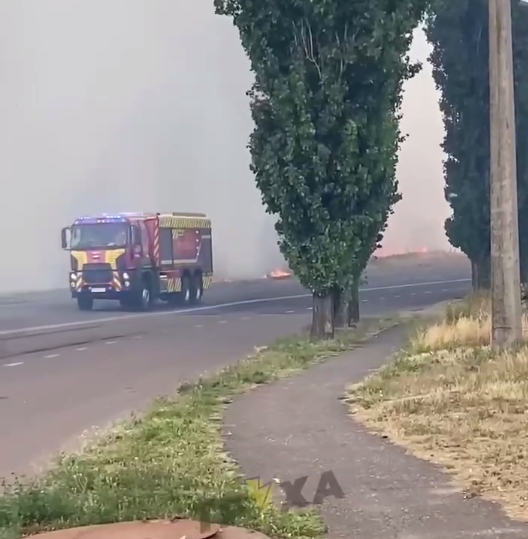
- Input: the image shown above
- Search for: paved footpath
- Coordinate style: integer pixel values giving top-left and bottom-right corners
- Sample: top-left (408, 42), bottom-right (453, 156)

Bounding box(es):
top-left (224, 326), bottom-right (528, 539)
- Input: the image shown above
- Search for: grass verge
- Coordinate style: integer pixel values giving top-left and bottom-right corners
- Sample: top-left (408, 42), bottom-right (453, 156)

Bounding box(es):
top-left (346, 294), bottom-right (528, 521)
top-left (0, 316), bottom-right (396, 539)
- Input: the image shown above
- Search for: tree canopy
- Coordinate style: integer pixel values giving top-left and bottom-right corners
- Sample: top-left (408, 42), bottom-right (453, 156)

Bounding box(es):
top-left (425, 0), bottom-right (528, 287)
top-left (215, 0), bottom-right (429, 337)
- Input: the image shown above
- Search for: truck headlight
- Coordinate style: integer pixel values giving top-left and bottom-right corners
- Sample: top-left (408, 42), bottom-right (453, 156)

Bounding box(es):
top-left (122, 272), bottom-right (129, 280)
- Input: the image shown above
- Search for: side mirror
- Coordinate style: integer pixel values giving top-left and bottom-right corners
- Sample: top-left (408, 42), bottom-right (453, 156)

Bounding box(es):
top-left (61, 227), bottom-right (71, 250)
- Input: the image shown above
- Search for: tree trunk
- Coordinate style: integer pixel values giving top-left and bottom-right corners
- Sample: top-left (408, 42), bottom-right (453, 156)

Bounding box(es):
top-left (347, 280), bottom-right (360, 327)
top-left (332, 287), bottom-right (347, 329)
top-left (311, 292), bottom-right (334, 340)
top-left (521, 253), bottom-right (528, 286)
top-left (471, 256), bottom-right (491, 290)
top-left (470, 260), bottom-right (478, 290)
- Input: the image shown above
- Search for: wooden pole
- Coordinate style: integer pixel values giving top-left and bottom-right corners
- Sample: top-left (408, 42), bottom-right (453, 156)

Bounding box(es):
top-left (489, 0), bottom-right (522, 350)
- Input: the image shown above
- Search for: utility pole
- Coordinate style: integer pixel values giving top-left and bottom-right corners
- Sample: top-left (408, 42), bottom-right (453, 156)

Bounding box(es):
top-left (488, 0), bottom-right (522, 351)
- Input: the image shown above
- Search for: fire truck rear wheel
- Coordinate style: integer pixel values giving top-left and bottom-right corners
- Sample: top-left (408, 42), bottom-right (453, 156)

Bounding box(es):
top-left (190, 273), bottom-right (203, 305)
top-left (181, 275), bottom-right (192, 306)
top-left (77, 293), bottom-right (93, 311)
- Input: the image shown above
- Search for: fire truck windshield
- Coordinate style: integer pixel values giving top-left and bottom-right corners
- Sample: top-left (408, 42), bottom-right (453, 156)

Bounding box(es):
top-left (70, 222), bottom-right (128, 250)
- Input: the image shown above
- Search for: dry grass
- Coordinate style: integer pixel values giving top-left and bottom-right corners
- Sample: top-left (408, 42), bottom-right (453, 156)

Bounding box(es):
top-left (410, 293), bottom-right (528, 352)
top-left (346, 295), bottom-right (528, 521)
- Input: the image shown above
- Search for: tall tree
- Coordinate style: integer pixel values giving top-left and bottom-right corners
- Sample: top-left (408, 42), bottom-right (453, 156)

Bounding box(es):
top-left (215, 0), bottom-right (428, 338)
top-left (425, 0), bottom-right (528, 290)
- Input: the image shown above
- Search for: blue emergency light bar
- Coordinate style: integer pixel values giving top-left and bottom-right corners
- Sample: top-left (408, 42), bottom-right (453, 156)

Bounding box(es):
top-left (74, 214), bottom-right (128, 223)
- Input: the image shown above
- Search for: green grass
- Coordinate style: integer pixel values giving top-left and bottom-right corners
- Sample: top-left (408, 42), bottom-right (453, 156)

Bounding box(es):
top-left (0, 316), bottom-right (397, 539)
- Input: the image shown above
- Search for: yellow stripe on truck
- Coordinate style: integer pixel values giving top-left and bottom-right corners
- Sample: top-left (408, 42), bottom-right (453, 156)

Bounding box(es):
top-left (158, 215), bottom-right (211, 229)
top-left (166, 278), bottom-right (182, 292)
top-left (71, 249), bottom-right (125, 270)
top-left (70, 251), bottom-right (88, 270)
top-left (104, 249), bottom-right (125, 270)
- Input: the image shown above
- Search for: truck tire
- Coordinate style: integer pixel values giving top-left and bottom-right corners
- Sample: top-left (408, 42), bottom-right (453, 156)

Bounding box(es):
top-left (181, 275), bottom-right (192, 306)
top-left (135, 278), bottom-right (151, 311)
top-left (77, 293), bottom-right (93, 311)
top-left (190, 273), bottom-right (203, 305)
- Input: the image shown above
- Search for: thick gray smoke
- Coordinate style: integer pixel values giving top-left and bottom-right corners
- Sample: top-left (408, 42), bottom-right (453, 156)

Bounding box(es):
top-left (381, 28), bottom-right (450, 255)
top-left (0, 3), bottom-right (447, 293)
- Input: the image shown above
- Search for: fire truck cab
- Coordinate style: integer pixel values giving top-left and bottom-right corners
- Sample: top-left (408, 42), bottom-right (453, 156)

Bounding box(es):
top-left (61, 212), bottom-right (213, 311)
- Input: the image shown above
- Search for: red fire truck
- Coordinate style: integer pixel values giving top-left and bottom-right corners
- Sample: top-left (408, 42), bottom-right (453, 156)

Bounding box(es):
top-left (61, 212), bottom-right (213, 311)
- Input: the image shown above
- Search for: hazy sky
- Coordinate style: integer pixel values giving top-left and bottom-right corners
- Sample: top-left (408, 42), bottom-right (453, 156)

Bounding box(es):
top-left (0, 1), bottom-right (449, 292)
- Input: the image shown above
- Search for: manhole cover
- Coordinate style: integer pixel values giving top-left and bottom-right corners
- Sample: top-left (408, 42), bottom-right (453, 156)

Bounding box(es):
top-left (33, 519), bottom-right (220, 539)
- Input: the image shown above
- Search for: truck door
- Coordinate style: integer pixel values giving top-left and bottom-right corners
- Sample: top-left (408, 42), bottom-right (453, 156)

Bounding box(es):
top-left (131, 224), bottom-right (142, 263)
top-left (131, 222), bottom-right (150, 266)
top-left (138, 221), bottom-right (150, 264)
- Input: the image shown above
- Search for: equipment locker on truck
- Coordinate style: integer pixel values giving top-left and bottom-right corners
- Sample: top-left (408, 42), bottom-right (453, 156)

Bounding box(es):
top-left (61, 212), bottom-right (213, 311)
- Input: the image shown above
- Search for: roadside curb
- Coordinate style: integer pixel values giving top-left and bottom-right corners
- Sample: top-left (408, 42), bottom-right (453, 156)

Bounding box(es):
top-left (29, 520), bottom-right (272, 539)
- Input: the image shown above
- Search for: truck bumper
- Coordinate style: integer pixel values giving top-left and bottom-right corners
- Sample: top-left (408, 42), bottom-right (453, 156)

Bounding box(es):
top-left (69, 270), bottom-right (134, 299)
top-left (71, 286), bottom-right (127, 300)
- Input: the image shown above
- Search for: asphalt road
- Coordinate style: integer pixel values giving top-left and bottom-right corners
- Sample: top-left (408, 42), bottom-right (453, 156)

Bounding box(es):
top-left (0, 254), bottom-right (471, 479)
top-left (0, 255), bottom-right (468, 331)
top-left (0, 253), bottom-right (471, 357)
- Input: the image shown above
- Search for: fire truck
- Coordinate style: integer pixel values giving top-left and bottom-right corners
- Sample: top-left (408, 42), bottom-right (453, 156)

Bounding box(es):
top-left (61, 212), bottom-right (213, 311)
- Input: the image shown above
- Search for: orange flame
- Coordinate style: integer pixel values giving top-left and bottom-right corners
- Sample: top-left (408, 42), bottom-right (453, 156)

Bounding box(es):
top-left (267, 268), bottom-right (292, 280)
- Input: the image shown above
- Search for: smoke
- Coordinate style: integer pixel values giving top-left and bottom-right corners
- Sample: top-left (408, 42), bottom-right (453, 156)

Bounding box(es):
top-left (0, 3), bottom-right (447, 293)
top-left (380, 28), bottom-right (451, 256)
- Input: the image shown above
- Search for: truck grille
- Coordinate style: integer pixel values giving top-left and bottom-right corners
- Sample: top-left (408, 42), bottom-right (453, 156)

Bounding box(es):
top-left (82, 263), bottom-right (113, 284)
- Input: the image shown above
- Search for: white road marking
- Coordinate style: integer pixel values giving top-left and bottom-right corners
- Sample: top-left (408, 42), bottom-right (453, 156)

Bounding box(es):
top-left (306, 307), bottom-right (313, 310)
top-left (365, 279), bottom-right (469, 292)
top-left (0, 278), bottom-right (471, 337)
top-left (411, 292), bottom-right (416, 296)
top-left (44, 353), bottom-right (59, 359)
top-left (4, 362), bottom-right (23, 367)
top-left (133, 335), bottom-right (142, 339)
top-left (106, 341), bottom-right (116, 345)
top-left (195, 324), bottom-right (204, 328)
top-left (362, 299), bottom-right (368, 303)
top-left (395, 295), bottom-right (400, 298)
top-left (218, 320), bottom-right (227, 324)
top-left (241, 316), bottom-right (251, 320)
top-left (286, 310), bottom-right (295, 314)
top-left (425, 290), bottom-right (432, 294)
top-left (76, 347), bottom-right (87, 351)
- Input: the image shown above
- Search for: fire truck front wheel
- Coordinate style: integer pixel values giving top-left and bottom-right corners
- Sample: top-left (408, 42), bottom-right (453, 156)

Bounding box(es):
top-left (77, 293), bottom-right (93, 311)
top-left (134, 277), bottom-right (152, 311)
